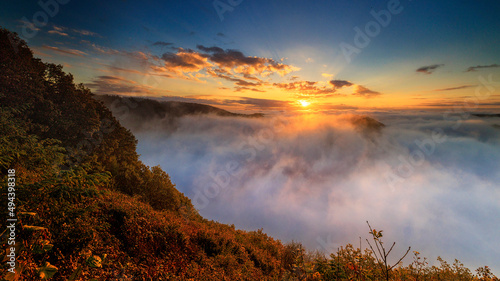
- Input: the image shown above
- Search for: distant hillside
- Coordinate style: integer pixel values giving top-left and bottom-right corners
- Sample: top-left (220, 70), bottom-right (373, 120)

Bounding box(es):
top-left (94, 95), bottom-right (264, 132)
top-left (95, 95), bottom-right (262, 118)
top-left (472, 113), bottom-right (500, 118)
top-left (350, 115), bottom-right (385, 134)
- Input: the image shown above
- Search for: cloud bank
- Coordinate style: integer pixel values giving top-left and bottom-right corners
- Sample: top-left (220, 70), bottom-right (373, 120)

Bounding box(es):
top-left (433, 85), bottom-right (476, 92)
top-left (416, 64), bottom-right (444, 74)
top-left (466, 64), bottom-right (499, 72)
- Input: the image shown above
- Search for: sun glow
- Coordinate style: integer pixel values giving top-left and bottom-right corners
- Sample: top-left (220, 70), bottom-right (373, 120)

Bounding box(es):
top-left (299, 100), bottom-right (310, 107)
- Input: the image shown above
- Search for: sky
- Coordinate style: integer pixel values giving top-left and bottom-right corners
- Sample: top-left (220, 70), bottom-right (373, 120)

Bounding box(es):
top-left (1, 0), bottom-right (500, 112)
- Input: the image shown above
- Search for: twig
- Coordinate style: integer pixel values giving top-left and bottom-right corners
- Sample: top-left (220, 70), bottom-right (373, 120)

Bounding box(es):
top-left (389, 246), bottom-right (411, 271)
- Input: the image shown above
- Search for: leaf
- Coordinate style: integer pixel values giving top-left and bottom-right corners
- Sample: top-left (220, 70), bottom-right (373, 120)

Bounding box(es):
top-left (33, 239), bottom-right (54, 254)
top-left (87, 255), bottom-right (102, 268)
top-left (38, 262), bottom-right (58, 279)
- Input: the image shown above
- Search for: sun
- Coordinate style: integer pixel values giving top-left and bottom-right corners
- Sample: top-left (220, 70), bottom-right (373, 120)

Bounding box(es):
top-left (298, 100), bottom-right (310, 107)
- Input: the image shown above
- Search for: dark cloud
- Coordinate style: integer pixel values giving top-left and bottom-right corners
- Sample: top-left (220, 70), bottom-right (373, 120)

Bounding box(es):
top-left (242, 73), bottom-right (262, 82)
top-left (274, 80), bottom-right (381, 99)
top-left (416, 64), bottom-right (444, 74)
top-left (234, 86), bottom-right (265, 92)
top-left (466, 64), bottom-right (499, 72)
top-left (216, 32), bottom-right (226, 37)
top-left (223, 97), bottom-right (290, 108)
top-left (41, 45), bottom-right (87, 57)
top-left (97, 75), bottom-right (120, 80)
top-left (154, 45), bottom-right (297, 86)
top-left (197, 45), bottom-right (225, 53)
top-left (235, 80), bottom-right (261, 87)
top-left (85, 75), bottom-right (155, 96)
top-left (420, 101), bottom-right (500, 108)
top-left (153, 41), bottom-right (173, 47)
top-left (196, 44), bottom-right (297, 76)
top-left (433, 85), bottom-right (476, 92)
top-left (354, 85), bottom-right (381, 98)
top-left (162, 52), bottom-right (202, 68)
top-left (159, 50), bottom-right (210, 73)
top-left (106, 65), bottom-right (160, 75)
top-left (206, 69), bottom-right (262, 89)
top-left (329, 79), bottom-right (353, 89)
top-left (100, 42), bottom-right (379, 100)
top-left (208, 48), bottom-right (265, 68)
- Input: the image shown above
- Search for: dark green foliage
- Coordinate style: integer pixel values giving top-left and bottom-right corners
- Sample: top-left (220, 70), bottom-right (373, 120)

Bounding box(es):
top-left (0, 27), bottom-right (284, 280)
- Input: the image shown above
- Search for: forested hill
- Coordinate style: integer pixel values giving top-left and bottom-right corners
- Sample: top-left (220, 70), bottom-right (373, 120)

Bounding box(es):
top-left (1, 27), bottom-right (497, 280)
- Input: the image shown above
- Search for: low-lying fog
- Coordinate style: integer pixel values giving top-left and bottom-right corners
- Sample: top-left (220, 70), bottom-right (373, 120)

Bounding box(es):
top-left (119, 108), bottom-right (500, 272)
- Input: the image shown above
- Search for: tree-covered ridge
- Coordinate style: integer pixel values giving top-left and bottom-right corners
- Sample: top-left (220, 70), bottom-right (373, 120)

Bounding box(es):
top-left (0, 27), bottom-right (498, 280)
top-left (94, 94), bottom-right (264, 133)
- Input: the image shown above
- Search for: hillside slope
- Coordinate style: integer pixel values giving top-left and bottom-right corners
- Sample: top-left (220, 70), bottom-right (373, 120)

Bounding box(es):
top-left (0, 28), bottom-right (288, 280)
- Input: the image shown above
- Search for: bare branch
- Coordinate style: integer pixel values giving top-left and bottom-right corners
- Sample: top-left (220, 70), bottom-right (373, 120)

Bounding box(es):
top-left (367, 239), bottom-right (385, 273)
top-left (389, 246), bottom-right (412, 271)
top-left (386, 242), bottom-right (396, 257)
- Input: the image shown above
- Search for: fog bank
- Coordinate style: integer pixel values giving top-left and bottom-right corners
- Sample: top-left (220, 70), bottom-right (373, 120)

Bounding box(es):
top-left (128, 111), bottom-right (500, 273)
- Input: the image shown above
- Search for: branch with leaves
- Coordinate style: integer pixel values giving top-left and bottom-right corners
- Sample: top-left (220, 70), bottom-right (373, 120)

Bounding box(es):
top-left (365, 221), bottom-right (411, 281)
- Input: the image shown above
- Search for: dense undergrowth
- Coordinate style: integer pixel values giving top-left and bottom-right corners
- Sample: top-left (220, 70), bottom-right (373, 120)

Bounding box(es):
top-left (0, 27), bottom-right (498, 280)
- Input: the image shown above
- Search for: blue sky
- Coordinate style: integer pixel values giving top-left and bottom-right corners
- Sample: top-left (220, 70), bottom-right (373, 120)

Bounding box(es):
top-left (1, 0), bottom-right (500, 111)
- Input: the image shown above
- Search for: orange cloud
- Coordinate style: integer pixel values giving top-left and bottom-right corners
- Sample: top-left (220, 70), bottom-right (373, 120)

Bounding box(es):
top-left (159, 48), bottom-right (212, 74)
top-left (273, 81), bottom-right (336, 98)
top-left (274, 79), bottom-right (381, 99)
